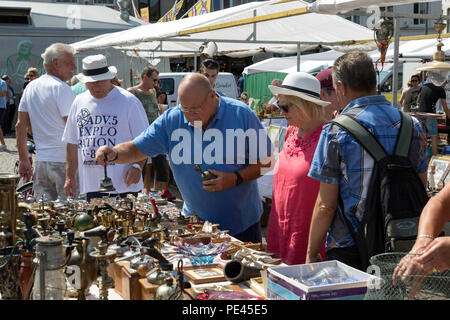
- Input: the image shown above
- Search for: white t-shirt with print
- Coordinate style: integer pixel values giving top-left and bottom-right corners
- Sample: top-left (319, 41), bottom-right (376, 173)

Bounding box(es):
top-left (18, 74), bottom-right (75, 162)
top-left (62, 86), bottom-right (149, 195)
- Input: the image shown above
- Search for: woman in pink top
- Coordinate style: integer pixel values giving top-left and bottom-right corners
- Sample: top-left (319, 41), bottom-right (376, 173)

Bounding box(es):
top-left (267, 72), bottom-right (330, 265)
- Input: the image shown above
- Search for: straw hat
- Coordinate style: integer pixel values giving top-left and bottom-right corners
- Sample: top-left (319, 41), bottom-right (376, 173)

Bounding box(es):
top-left (76, 54), bottom-right (117, 83)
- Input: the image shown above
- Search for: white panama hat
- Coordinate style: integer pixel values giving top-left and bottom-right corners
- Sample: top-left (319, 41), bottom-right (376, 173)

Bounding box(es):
top-left (268, 72), bottom-right (331, 107)
top-left (76, 54), bottom-right (117, 83)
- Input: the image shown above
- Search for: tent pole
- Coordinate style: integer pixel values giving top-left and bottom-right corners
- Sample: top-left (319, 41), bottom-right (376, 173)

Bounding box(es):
top-left (392, 17), bottom-right (400, 109)
top-left (194, 53), bottom-right (197, 71)
top-left (297, 43), bottom-right (301, 72)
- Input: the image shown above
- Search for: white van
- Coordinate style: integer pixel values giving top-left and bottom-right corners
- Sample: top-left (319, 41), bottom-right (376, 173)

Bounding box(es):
top-left (159, 72), bottom-right (239, 108)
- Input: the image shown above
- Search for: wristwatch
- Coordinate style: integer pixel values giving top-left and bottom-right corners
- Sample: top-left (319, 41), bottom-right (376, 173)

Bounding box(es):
top-left (111, 148), bottom-right (119, 161)
top-left (132, 163), bottom-right (142, 172)
top-left (234, 171), bottom-right (243, 186)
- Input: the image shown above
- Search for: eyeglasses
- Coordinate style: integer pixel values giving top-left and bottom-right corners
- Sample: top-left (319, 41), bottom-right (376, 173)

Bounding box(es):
top-left (178, 93), bottom-right (210, 114)
top-left (411, 79), bottom-right (419, 83)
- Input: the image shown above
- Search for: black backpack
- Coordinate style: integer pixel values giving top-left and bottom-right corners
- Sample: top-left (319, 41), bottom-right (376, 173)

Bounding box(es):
top-left (331, 111), bottom-right (429, 270)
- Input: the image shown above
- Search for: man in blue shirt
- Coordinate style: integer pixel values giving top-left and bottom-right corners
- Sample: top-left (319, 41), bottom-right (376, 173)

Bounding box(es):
top-left (95, 73), bottom-right (273, 242)
top-left (0, 78), bottom-right (8, 151)
top-left (306, 52), bottom-right (428, 270)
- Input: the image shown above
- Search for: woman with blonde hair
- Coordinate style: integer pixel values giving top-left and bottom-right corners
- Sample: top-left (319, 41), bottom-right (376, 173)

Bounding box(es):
top-left (266, 72), bottom-right (329, 265)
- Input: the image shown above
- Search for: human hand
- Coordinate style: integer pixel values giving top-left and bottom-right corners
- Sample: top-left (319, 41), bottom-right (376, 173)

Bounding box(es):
top-left (392, 237), bottom-right (448, 299)
top-left (64, 176), bottom-right (77, 198)
top-left (305, 253), bottom-right (322, 264)
top-left (18, 159), bottom-right (33, 181)
top-left (95, 146), bottom-right (117, 166)
top-left (415, 237), bottom-right (450, 275)
top-left (124, 166), bottom-right (141, 187)
top-left (201, 170), bottom-right (236, 192)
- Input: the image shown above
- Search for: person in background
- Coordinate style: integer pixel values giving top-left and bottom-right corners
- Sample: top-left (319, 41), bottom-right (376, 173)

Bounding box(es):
top-left (1, 75), bottom-right (16, 136)
top-left (16, 43), bottom-right (76, 200)
top-left (239, 91), bottom-right (249, 105)
top-left (157, 91), bottom-right (168, 114)
top-left (199, 59), bottom-right (223, 96)
top-left (417, 77), bottom-right (450, 155)
top-left (22, 67), bottom-right (39, 91)
top-left (266, 72), bottom-right (329, 265)
top-left (127, 66), bottom-right (175, 201)
top-left (402, 74), bottom-right (421, 112)
top-left (393, 182), bottom-right (450, 299)
top-left (315, 68), bottom-right (340, 120)
top-left (0, 76), bottom-right (7, 151)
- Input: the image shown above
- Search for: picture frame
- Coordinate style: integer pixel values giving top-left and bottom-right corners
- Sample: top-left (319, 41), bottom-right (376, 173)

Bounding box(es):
top-left (429, 155), bottom-right (450, 189)
top-left (182, 264), bottom-right (226, 285)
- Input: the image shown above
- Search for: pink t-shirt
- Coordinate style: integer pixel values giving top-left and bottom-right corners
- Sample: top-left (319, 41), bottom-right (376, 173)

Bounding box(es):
top-left (267, 125), bottom-right (326, 265)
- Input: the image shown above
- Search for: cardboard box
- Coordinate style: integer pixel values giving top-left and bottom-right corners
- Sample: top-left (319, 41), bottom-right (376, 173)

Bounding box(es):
top-left (267, 260), bottom-right (378, 300)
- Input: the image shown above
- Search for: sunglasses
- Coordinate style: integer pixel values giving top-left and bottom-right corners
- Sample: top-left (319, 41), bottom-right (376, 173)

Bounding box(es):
top-left (411, 79), bottom-right (419, 82)
top-left (278, 103), bottom-right (290, 113)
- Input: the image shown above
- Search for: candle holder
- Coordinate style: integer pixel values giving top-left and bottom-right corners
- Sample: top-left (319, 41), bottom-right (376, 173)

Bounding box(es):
top-left (90, 242), bottom-right (116, 300)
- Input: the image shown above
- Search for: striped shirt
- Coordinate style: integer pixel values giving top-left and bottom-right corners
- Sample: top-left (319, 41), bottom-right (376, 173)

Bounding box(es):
top-left (308, 95), bottom-right (428, 250)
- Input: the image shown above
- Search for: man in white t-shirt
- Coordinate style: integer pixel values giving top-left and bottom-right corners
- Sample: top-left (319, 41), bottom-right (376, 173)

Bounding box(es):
top-left (62, 54), bottom-right (149, 202)
top-left (16, 43), bottom-right (76, 200)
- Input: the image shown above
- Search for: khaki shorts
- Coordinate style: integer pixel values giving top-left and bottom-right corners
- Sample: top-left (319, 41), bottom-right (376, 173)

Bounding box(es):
top-left (33, 161), bottom-right (68, 201)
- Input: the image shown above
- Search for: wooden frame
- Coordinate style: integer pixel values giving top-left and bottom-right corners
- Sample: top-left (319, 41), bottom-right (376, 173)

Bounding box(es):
top-left (182, 264), bottom-right (226, 285)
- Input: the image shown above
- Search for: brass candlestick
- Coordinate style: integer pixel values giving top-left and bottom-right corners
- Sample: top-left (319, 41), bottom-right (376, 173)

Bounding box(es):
top-left (90, 242), bottom-right (116, 300)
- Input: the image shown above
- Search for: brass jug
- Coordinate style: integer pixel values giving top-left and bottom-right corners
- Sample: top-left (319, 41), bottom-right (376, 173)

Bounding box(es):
top-left (66, 239), bottom-right (98, 300)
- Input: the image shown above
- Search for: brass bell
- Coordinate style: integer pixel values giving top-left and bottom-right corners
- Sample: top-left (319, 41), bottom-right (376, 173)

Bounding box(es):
top-left (98, 159), bottom-right (116, 193)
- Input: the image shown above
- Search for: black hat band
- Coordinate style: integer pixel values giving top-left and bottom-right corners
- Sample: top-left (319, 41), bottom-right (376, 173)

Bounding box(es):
top-left (83, 66), bottom-right (109, 76)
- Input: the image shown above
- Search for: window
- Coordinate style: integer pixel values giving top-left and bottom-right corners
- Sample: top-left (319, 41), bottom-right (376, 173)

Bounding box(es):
top-left (159, 78), bottom-right (175, 95)
top-left (413, 2), bottom-right (427, 25)
top-left (93, 0), bottom-right (115, 4)
top-left (0, 7), bottom-right (31, 24)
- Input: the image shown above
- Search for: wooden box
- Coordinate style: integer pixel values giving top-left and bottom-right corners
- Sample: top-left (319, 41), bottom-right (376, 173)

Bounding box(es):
top-left (107, 260), bottom-right (129, 297)
top-left (120, 265), bottom-right (142, 300)
top-left (138, 278), bottom-right (159, 300)
top-left (108, 260), bottom-right (142, 300)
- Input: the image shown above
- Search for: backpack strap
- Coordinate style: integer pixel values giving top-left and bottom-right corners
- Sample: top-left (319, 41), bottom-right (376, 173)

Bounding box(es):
top-left (331, 115), bottom-right (387, 162)
top-left (394, 111), bottom-right (413, 158)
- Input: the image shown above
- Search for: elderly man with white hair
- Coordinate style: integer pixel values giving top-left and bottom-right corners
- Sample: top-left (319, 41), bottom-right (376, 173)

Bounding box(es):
top-left (16, 42), bottom-right (76, 200)
top-left (62, 54), bottom-right (149, 202)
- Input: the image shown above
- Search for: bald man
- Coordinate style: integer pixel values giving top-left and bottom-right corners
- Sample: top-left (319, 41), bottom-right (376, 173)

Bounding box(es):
top-left (95, 73), bottom-right (273, 242)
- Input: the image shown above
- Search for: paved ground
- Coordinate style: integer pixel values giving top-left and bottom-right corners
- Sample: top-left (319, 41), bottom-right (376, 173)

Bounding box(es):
top-left (0, 134), bottom-right (21, 175)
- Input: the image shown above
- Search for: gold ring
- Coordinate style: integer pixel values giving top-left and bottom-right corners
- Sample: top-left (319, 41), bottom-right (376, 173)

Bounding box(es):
top-left (432, 267), bottom-right (441, 274)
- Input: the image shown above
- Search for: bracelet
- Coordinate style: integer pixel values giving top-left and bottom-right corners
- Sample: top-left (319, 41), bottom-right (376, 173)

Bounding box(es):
top-left (111, 148), bottom-right (118, 162)
top-left (417, 234), bottom-right (435, 240)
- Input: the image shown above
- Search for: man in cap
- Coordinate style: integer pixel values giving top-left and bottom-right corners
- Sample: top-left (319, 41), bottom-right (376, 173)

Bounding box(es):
top-left (95, 73), bottom-right (273, 243)
top-left (16, 43), bottom-right (76, 200)
top-left (315, 68), bottom-right (340, 120)
top-left (62, 54), bottom-right (149, 202)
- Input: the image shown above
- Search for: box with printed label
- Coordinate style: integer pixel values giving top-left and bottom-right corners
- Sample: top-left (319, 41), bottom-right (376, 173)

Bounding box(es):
top-left (267, 260), bottom-right (378, 300)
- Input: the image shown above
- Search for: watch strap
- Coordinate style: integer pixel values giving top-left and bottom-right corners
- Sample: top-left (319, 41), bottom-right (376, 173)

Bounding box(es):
top-left (234, 171), bottom-right (243, 186)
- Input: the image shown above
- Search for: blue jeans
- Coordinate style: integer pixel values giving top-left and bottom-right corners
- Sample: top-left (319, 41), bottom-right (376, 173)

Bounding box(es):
top-left (425, 118), bottom-right (438, 136)
top-left (233, 221), bottom-right (262, 243)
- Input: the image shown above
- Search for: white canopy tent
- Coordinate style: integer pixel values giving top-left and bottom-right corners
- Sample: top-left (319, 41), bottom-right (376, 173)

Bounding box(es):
top-left (244, 36), bottom-right (450, 76)
top-left (243, 50), bottom-right (345, 75)
top-left (70, 0), bottom-right (377, 59)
